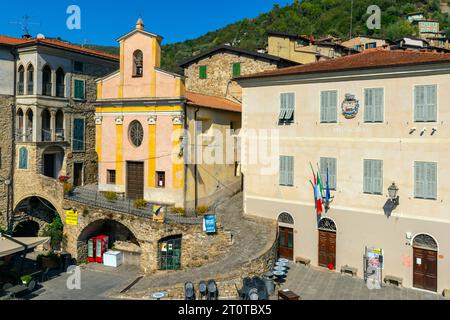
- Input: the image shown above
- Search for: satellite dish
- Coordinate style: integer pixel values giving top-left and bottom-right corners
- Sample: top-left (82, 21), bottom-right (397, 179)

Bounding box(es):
top-left (36, 33), bottom-right (45, 39)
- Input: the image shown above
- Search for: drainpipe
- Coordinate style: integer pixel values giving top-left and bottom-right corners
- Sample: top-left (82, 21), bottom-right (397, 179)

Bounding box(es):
top-left (7, 48), bottom-right (18, 233)
top-left (193, 107), bottom-right (200, 210)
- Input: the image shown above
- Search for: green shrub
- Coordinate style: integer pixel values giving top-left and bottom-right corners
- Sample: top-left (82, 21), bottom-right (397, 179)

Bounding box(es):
top-left (196, 205), bottom-right (210, 216)
top-left (104, 192), bottom-right (118, 202)
top-left (21, 275), bottom-right (32, 284)
top-left (42, 216), bottom-right (64, 250)
top-left (171, 207), bottom-right (185, 215)
top-left (133, 199), bottom-right (148, 209)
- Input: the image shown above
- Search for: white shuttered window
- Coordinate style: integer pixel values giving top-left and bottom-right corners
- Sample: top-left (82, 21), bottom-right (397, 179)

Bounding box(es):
top-left (320, 90), bottom-right (338, 123)
top-left (414, 85), bottom-right (437, 122)
top-left (364, 88), bottom-right (384, 123)
top-left (320, 157), bottom-right (337, 190)
top-left (280, 156), bottom-right (294, 187)
top-left (414, 162), bottom-right (437, 200)
top-left (363, 159), bottom-right (383, 195)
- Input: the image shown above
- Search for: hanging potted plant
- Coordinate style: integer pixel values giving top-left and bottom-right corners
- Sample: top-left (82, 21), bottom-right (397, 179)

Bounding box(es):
top-left (21, 275), bottom-right (32, 285)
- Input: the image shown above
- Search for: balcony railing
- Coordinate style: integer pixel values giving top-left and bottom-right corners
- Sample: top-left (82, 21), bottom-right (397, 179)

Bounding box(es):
top-left (42, 83), bottom-right (52, 96)
top-left (56, 128), bottom-right (65, 141)
top-left (56, 84), bottom-right (65, 98)
top-left (25, 128), bottom-right (33, 142)
top-left (17, 83), bottom-right (24, 95)
top-left (42, 129), bottom-right (51, 142)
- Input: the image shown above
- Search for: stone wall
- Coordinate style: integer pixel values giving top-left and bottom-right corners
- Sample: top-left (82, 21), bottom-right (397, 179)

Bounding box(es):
top-left (184, 52), bottom-right (280, 102)
top-left (63, 199), bottom-right (232, 273)
top-left (0, 95), bottom-right (14, 229)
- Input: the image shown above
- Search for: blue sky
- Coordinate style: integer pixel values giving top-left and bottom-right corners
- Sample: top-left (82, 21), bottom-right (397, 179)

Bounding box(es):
top-left (1, 0), bottom-right (293, 46)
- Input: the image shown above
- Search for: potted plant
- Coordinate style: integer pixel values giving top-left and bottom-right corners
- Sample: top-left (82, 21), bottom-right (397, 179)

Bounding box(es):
top-left (21, 275), bottom-right (32, 285)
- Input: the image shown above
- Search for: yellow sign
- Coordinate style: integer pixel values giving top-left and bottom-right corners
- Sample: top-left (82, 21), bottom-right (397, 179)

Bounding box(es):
top-left (66, 210), bottom-right (78, 226)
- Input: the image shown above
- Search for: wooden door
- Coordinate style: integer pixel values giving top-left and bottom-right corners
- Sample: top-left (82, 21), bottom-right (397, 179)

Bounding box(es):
top-left (73, 162), bottom-right (83, 187)
top-left (278, 226), bottom-right (294, 261)
top-left (413, 247), bottom-right (438, 292)
top-left (126, 162), bottom-right (144, 200)
top-left (318, 230), bottom-right (336, 269)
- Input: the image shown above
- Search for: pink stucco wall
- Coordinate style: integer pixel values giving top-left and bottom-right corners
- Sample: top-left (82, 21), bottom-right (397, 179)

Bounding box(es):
top-left (155, 70), bottom-right (177, 98)
top-left (101, 74), bottom-right (120, 100)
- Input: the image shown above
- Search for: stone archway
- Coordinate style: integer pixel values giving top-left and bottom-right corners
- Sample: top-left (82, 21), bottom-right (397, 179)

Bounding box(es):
top-left (76, 219), bottom-right (141, 265)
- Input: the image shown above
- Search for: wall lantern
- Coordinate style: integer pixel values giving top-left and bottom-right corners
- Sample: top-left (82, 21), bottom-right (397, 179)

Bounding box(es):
top-left (388, 182), bottom-right (400, 206)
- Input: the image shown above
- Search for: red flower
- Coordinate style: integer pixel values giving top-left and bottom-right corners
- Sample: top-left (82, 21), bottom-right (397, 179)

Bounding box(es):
top-left (58, 176), bottom-right (70, 182)
top-left (328, 263), bottom-right (334, 270)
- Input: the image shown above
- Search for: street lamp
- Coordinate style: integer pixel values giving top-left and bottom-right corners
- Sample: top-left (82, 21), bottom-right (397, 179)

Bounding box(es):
top-left (388, 182), bottom-right (400, 206)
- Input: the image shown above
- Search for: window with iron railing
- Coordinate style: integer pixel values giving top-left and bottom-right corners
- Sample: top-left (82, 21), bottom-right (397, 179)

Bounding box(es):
top-left (18, 83), bottom-right (24, 95)
top-left (56, 128), bottom-right (65, 141)
top-left (56, 84), bottom-right (65, 98)
top-left (27, 82), bottom-right (34, 95)
top-left (42, 129), bottom-right (52, 142)
top-left (43, 83), bottom-right (52, 96)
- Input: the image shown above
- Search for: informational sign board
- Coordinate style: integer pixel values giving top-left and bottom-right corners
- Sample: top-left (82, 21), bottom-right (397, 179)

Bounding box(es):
top-left (65, 210), bottom-right (78, 226)
top-left (203, 214), bottom-right (217, 234)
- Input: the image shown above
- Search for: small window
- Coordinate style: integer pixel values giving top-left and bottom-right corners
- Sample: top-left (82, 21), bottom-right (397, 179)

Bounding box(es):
top-left (156, 171), bottom-right (165, 188)
top-left (364, 88), bottom-right (384, 123)
top-left (199, 65), bottom-right (207, 79)
top-left (363, 159), bottom-right (383, 195)
top-left (232, 63), bottom-right (241, 77)
top-left (74, 79), bottom-right (85, 100)
top-left (129, 120), bottom-right (144, 147)
top-left (415, 85), bottom-right (437, 122)
top-left (107, 170), bottom-right (116, 184)
top-left (279, 93), bottom-right (295, 124)
top-left (414, 162), bottom-right (437, 200)
top-left (365, 42), bottom-right (377, 49)
top-left (280, 156), bottom-right (294, 187)
top-left (74, 61), bottom-right (83, 72)
top-left (19, 147), bottom-right (28, 169)
top-left (320, 157), bottom-right (337, 190)
top-left (73, 118), bottom-right (85, 151)
top-left (133, 50), bottom-right (143, 77)
top-left (320, 90), bottom-right (338, 123)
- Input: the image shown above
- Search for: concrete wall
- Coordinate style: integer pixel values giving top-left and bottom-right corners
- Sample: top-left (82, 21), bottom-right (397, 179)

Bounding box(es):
top-left (0, 48), bottom-right (14, 95)
top-left (240, 63), bottom-right (450, 293)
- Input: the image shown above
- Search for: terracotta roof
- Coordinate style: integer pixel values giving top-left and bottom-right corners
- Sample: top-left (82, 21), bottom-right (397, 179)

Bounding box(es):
top-left (237, 48), bottom-right (450, 80)
top-left (186, 91), bottom-right (241, 113)
top-left (0, 35), bottom-right (119, 61)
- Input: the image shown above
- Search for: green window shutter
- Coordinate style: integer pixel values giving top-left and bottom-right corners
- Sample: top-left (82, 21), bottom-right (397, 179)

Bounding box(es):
top-left (287, 156), bottom-right (294, 186)
top-left (284, 93), bottom-right (295, 121)
top-left (415, 162), bottom-right (425, 198)
top-left (279, 94), bottom-right (287, 121)
top-left (426, 85), bottom-right (437, 122)
top-left (330, 158), bottom-right (337, 190)
top-left (73, 119), bottom-right (85, 151)
top-left (415, 86), bottom-right (426, 122)
top-left (364, 89), bottom-right (373, 122)
top-left (199, 66), bottom-right (207, 79)
top-left (320, 158), bottom-right (337, 190)
top-left (19, 147), bottom-right (28, 169)
top-left (232, 63), bottom-right (241, 77)
top-left (330, 91), bottom-right (337, 122)
top-left (280, 156), bottom-right (294, 186)
top-left (74, 80), bottom-right (85, 99)
top-left (321, 91), bottom-right (337, 123)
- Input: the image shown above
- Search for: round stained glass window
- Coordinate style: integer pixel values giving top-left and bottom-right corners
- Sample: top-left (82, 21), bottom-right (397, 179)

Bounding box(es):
top-left (129, 120), bottom-right (144, 147)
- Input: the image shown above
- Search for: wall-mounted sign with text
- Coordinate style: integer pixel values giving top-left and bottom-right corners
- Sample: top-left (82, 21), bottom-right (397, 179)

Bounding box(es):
top-left (203, 214), bottom-right (217, 234)
top-left (66, 210), bottom-right (78, 226)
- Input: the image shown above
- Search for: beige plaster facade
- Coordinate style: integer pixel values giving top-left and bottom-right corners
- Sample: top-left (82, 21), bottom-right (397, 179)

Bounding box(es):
top-left (239, 59), bottom-right (450, 294)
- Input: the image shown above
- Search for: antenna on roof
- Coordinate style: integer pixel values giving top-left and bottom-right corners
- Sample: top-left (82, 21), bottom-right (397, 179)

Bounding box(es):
top-left (9, 15), bottom-right (40, 39)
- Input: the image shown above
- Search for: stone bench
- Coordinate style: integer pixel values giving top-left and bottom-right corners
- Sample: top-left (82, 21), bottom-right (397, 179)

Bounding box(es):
top-left (384, 275), bottom-right (403, 287)
top-left (340, 265), bottom-right (357, 277)
top-left (295, 257), bottom-right (311, 267)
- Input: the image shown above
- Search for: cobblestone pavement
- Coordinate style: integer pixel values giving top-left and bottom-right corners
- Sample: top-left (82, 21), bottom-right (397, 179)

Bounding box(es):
top-left (120, 192), bottom-right (277, 299)
top-left (277, 263), bottom-right (447, 300)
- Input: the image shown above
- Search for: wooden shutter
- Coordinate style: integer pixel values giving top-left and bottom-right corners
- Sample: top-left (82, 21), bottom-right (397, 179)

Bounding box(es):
top-left (330, 91), bottom-right (337, 122)
top-left (320, 158), bottom-right (337, 190)
top-left (280, 156), bottom-right (286, 186)
top-left (199, 66), bottom-right (207, 79)
top-left (287, 156), bottom-right (294, 186)
top-left (364, 160), bottom-right (372, 193)
top-left (321, 92), bottom-right (327, 122)
top-left (415, 162), bottom-right (425, 198)
top-left (425, 85), bottom-right (437, 122)
top-left (426, 162), bottom-right (437, 199)
top-left (73, 119), bottom-right (85, 151)
top-left (74, 80), bottom-right (85, 99)
top-left (415, 86), bottom-right (426, 122)
top-left (374, 88), bottom-right (384, 122)
top-left (285, 93), bottom-right (295, 121)
top-left (279, 94), bottom-right (287, 121)
top-left (372, 160), bottom-right (383, 194)
top-left (365, 89), bottom-right (373, 122)
top-left (19, 147), bottom-right (28, 169)
top-left (232, 63), bottom-right (241, 77)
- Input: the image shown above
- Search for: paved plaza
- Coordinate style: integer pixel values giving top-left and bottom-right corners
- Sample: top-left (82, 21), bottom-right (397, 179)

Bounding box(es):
top-left (278, 263), bottom-right (447, 300)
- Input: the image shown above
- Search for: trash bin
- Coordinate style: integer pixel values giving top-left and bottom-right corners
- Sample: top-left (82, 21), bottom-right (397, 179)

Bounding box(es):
top-left (262, 274), bottom-right (275, 295)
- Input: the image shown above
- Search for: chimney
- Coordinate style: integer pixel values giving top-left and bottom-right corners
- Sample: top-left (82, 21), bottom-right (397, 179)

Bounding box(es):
top-left (136, 18), bottom-right (145, 31)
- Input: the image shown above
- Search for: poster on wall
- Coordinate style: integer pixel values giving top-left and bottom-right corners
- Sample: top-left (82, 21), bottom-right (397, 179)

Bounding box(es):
top-left (365, 247), bottom-right (384, 290)
top-left (65, 210), bottom-right (78, 226)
